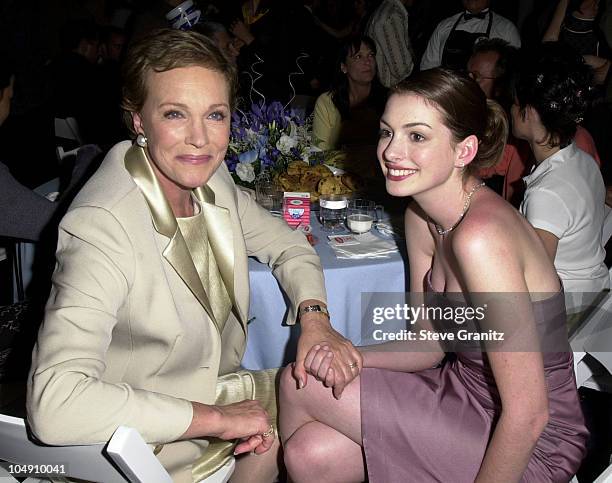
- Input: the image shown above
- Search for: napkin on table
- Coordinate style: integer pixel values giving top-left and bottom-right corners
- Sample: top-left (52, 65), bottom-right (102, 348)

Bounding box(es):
top-left (328, 232), bottom-right (399, 259)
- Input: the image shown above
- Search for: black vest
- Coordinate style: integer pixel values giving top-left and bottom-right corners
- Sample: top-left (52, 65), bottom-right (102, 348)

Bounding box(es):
top-left (441, 11), bottom-right (493, 71)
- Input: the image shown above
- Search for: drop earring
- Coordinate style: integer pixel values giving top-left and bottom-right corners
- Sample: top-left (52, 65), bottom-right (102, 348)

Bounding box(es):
top-left (136, 133), bottom-right (148, 147)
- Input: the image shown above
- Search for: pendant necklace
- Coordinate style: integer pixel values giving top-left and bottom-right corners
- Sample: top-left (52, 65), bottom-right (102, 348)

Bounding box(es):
top-left (433, 182), bottom-right (485, 236)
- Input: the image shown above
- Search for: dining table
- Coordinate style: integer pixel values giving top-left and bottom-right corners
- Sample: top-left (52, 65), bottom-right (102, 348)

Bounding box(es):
top-left (242, 211), bottom-right (409, 370)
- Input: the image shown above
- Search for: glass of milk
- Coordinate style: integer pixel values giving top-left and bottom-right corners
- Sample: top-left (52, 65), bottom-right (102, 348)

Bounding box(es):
top-left (347, 199), bottom-right (382, 234)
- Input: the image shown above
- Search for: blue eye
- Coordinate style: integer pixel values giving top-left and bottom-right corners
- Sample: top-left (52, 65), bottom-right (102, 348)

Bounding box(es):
top-left (164, 110), bottom-right (183, 119)
top-left (208, 111), bottom-right (227, 121)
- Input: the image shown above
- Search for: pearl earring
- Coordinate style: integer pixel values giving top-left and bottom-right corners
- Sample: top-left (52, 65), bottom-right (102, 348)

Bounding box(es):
top-left (136, 133), bottom-right (148, 147)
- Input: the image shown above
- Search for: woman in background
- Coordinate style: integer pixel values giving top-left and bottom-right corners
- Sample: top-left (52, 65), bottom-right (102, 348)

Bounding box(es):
top-left (514, 41), bottom-right (609, 318)
top-left (312, 35), bottom-right (386, 151)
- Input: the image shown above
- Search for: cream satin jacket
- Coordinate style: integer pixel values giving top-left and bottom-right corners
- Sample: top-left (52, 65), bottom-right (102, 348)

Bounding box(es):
top-left (27, 141), bottom-right (326, 463)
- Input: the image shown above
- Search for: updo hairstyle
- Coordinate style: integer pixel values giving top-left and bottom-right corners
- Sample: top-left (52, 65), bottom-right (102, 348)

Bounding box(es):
top-left (391, 68), bottom-right (508, 177)
top-left (514, 42), bottom-right (592, 148)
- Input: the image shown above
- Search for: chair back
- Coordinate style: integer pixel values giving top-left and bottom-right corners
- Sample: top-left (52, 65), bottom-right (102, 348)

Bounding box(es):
top-left (0, 414), bottom-right (170, 482)
top-left (54, 117), bottom-right (83, 162)
top-left (54, 117), bottom-right (82, 144)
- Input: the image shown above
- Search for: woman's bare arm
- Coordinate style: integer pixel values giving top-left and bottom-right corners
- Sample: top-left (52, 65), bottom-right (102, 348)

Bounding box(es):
top-left (361, 202), bottom-right (445, 371)
top-left (453, 222), bottom-right (549, 482)
top-left (543, 0), bottom-right (569, 41)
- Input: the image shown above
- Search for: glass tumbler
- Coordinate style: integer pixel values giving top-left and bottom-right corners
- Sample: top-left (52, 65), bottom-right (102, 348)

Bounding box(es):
top-left (319, 194), bottom-right (349, 232)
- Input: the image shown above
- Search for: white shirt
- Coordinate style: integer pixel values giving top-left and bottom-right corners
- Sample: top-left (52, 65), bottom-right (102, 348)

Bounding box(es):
top-left (366, 0), bottom-right (414, 87)
top-left (520, 143), bottom-right (609, 311)
top-left (420, 10), bottom-right (521, 70)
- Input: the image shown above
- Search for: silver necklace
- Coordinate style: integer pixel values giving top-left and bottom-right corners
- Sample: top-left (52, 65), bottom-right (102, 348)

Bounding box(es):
top-left (434, 182), bottom-right (485, 236)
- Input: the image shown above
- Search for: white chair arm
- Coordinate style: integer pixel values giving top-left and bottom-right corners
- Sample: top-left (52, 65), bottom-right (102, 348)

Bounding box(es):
top-left (106, 426), bottom-right (172, 483)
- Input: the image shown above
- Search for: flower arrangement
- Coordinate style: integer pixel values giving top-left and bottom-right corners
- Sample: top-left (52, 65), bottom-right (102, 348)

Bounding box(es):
top-left (225, 101), bottom-right (319, 188)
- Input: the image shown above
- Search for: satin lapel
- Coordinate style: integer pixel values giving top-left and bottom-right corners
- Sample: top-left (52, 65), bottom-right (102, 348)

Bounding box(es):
top-left (124, 145), bottom-right (220, 333)
top-left (193, 185), bottom-right (237, 317)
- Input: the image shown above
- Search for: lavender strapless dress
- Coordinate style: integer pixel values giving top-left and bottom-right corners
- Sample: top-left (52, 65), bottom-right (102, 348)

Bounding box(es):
top-left (360, 277), bottom-right (588, 482)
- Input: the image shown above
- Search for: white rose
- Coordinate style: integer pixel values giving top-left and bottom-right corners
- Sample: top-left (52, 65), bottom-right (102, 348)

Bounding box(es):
top-left (235, 162), bottom-right (256, 183)
top-left (276, 134), bottom-right (298, 154)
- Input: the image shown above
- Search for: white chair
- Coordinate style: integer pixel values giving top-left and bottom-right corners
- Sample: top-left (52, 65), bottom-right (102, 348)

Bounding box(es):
top-left (568, 210), bottom-right (612, 483)
top-left (570, 460), bottom-right (612, 483)
top-left (594, 462), bottom-right (612, 482)
top-left (54, 117), bottom-right (82, 162)
top-left (0, 413), bottom-right (235, 483)
top-left (570, 270), bottom-right (612, 392)
top-left (570, 204), bottom-right (612, 389)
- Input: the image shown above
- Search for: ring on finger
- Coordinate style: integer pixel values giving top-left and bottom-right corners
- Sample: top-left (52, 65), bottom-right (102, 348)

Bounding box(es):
top-left (348, 361), bottom-right (358, 370)
top-left (262, 424), bottom-right (275, 438)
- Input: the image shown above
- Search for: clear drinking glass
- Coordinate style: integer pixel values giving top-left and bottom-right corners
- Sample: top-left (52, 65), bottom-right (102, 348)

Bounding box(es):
top-left (346, 199), bottom-right (383, 234)
top-left (255, 176), bottom-right (283, 213)
top-left (319, 194), bottom-right (349, 232)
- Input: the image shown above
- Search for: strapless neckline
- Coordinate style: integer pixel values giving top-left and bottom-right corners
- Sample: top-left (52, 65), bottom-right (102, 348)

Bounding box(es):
top-left (424, 268), bottom-right (564, 308)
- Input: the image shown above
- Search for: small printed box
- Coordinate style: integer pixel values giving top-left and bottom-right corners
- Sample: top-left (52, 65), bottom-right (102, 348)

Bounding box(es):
top-left (283, 192), bottom-right (311, 228)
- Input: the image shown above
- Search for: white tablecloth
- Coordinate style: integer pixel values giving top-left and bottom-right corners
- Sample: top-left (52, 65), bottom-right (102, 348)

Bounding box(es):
top-left (242, 219), bottom-right (408, 370)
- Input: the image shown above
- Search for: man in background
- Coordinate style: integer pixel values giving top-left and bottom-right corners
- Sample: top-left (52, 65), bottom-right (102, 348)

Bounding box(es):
top-left (420, 0), bottom-right (520, 71)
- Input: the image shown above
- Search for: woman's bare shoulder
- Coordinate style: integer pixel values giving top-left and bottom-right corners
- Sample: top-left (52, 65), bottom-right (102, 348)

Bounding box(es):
top-left (451, 192), bottom-right (526, 263)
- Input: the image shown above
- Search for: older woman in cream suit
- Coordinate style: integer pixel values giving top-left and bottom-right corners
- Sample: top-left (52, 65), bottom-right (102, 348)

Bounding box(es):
top-left (27, 29), bottom-right (362, 483)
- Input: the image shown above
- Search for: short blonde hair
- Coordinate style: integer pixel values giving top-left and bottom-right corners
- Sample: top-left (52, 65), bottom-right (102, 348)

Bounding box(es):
top-left (121, 28), bottom-right (237, 136)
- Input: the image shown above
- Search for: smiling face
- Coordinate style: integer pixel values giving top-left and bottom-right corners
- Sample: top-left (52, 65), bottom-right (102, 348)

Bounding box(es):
top-left (132, 65), bottom-right (231, 208)
top-left (342, 42), bottom-right (376, 85)
top-left (377, 93), bottom-right (464, 198)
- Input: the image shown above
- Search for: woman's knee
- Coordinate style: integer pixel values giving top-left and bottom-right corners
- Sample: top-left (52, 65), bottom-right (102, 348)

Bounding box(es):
top-left (283, 425), bottom-right (335, 480)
